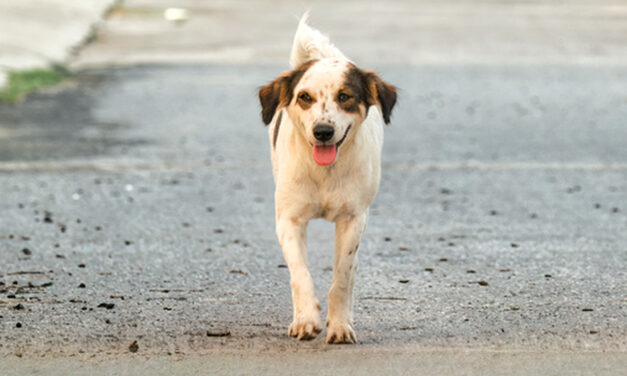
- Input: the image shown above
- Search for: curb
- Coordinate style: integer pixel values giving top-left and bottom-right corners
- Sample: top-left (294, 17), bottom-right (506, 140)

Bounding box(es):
top-left (0, 0), bottom-right (117, 92)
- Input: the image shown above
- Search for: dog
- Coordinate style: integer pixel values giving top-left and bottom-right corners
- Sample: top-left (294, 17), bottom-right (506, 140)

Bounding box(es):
top-left (258, 13), bottom-right (397, 344)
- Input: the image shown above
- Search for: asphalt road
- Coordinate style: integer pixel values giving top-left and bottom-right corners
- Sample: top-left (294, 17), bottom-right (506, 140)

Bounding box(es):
top-left (0, 65), bottom-right (625, 367)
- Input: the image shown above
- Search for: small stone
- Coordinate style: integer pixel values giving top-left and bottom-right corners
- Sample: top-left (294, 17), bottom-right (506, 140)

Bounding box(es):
top-left (21, 248), bottom-right (31, 255)
top-left (128, 340), bottom-right (139, 353)
top-left (477, 280), bottom-right (489, 286)
top-left (98, 303), bottom-right (115, 310)
top-left (206, 330), bottom-right (230, 337)
top-left (226, 269), bottom-right (247, 275)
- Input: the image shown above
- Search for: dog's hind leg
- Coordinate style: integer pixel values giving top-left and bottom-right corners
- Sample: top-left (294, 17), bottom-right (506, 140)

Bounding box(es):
top-left (326, 211), bottom-right (367, 344)
top-left (276, 216), bottom-right (322, 340)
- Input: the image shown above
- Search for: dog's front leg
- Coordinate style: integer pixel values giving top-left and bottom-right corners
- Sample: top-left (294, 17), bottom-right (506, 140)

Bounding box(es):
top-left (326, 211), bottom-right (367, 344)
top-left (276, 216), bottom-right (322, 340)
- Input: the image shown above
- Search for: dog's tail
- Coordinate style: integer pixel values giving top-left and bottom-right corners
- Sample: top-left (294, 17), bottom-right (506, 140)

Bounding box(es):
top-left (289, 12), bottom-right (347, 68)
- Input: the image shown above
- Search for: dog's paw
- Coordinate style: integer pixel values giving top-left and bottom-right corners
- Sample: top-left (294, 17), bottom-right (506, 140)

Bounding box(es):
top-left (326, 320), bottom-right (356, 344)
top-left (288, 318), bottom-right (322, 340)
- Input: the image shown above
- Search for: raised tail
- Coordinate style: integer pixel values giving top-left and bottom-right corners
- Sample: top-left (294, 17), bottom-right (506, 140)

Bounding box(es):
top-left (289, 12), bottom-right (347, 68)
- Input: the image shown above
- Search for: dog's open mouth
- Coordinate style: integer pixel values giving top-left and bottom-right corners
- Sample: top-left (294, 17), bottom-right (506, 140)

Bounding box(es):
top-left (312, 125), bottom-right (351, 166)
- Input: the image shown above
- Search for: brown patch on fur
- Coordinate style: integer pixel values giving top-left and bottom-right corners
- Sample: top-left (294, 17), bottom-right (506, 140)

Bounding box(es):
top-left (297, 90), bottom-right (315, 110)
top-left (316, 302), bottom-right (321, 311)
top-left (272, 110), bottom-right (282, 149)
top-left (339, 69), bottom-right (365, 114)
top-left (348, 244), bottom-right (359, 255)
top-left (344, 65), bottom-right (397, 124)
top-left (258, 60), bottom-right (318, 125)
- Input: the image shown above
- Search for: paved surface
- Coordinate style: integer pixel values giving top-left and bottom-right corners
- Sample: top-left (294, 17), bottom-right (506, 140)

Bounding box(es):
top-left (2, 350), bottom-right (626, 376)
top-left (0, 0), bottom-right (115, 89)
top-left (1, 0), bottom-right (627, 374)
top-left (1, 63), bottom-right (625, 356)
top-left (73, 0), bottom-right (627, 67)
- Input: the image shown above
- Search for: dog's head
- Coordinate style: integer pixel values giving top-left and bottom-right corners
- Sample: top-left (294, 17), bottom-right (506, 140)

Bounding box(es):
top-left (259, 58), bottom-right (396, 165)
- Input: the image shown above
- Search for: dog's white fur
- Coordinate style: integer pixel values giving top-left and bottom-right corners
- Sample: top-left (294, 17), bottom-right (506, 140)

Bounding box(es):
top-left (290, 12), bottom-right (347, 68)
top-left (259, 14), bottom-right (396, 344)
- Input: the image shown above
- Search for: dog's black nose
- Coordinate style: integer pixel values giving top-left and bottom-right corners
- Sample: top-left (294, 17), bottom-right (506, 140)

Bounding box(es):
top-left (313, 124), bottom-right (334, 142)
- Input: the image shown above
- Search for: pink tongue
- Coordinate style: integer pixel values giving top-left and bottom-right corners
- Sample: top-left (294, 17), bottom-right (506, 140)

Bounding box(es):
top-left (313, 144), bottom-right (337, 165)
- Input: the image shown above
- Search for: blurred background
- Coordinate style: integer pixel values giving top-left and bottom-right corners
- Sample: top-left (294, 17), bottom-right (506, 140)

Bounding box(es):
top-left (0, 0), bottom-right (625, 370)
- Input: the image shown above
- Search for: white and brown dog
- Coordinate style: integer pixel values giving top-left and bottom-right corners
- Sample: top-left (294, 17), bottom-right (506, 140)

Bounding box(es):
top-left (258, 14), bottom-right (396, 344)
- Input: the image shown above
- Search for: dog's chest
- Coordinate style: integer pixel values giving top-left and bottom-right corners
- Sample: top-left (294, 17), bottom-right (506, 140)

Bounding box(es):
top-left (308, 166), bottom-right (378, 221)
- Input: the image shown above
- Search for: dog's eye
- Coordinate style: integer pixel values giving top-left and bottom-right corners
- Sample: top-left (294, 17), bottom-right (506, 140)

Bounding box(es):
top-left (298, 93), bottom-right (312, 103)
top-left (338, 93), bottom-right (351, 103)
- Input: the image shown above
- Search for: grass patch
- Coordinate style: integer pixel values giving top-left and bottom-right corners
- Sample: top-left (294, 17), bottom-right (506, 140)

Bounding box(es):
top-left (0, 66), bottom-right (70, 104)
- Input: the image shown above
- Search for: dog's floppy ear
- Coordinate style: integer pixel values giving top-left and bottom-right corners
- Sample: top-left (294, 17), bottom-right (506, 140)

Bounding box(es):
top-left (259, 72), bottom-right (291, 125)
top-left (363, 70), bottom-right (397, 124)
top-left (259, 60), bottom-right (317, 125)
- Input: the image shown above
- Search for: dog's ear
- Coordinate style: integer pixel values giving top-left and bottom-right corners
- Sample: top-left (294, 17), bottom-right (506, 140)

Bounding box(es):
top-left (363, 70), bottom-right (397, 124)
top-left (259, 72), bottom-right (292, 125)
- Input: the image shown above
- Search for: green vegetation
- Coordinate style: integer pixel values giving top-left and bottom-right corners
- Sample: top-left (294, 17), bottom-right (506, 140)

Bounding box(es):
top-left (0, 66), bottom-right (70, 104)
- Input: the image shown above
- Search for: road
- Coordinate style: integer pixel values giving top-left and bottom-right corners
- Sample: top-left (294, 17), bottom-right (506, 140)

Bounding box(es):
top-left (1, 1), bottom-right (626, 374)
